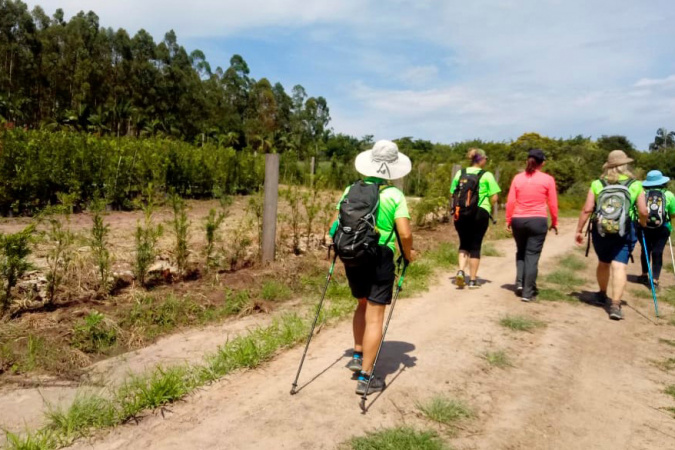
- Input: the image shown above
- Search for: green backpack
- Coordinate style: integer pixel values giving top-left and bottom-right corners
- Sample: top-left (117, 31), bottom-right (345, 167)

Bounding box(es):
top-left (593, 179), bottom-right (635, 238)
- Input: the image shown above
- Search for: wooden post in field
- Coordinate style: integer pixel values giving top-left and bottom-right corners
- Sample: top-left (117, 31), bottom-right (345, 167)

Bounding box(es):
top-left (262, 153), bottom-right (280, 264)
top-left (493, 168), bottom-right (501, 220)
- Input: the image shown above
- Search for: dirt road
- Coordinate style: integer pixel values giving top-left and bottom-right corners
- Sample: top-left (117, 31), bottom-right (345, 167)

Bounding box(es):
top-left (56, 220), bottom-right (675, 449)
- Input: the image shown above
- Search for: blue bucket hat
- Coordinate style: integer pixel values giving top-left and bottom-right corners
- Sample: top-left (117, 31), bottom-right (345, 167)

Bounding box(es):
top-left (643, 170), bottom-right (671, 187)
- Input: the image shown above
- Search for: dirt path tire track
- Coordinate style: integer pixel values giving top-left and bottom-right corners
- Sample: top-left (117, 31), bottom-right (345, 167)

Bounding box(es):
top-left (63, 220), bottom-right (675, 449)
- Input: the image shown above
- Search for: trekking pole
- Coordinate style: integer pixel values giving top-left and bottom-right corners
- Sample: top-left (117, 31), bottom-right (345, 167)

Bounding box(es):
top-left (359, 259), bottom-right (409, 413)
top-left (669, 237), bottom-right (675, 278)
top-left (290, 251), bottom-right (338, 395)
top-left (639, 229), bottom-right (659, 317)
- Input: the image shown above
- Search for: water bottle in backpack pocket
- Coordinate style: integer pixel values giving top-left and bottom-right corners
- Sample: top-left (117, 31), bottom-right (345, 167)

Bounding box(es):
top-left (593, 179), bottom-right (635, 237)
top-left (333, 181), bottom-right (385, 267)
top-left (646, 189), bottom-right (668, 229)
top-left (452, 169), bottom-right (485, 222)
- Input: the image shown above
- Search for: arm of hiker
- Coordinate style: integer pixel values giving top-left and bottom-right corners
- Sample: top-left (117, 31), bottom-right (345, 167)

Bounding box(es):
top-left (636, 191), bottom-right (648, 228)
top-left (575, 189), bottom-right (595, 245)
top-left (395, 217), bottom-right (414, 263)
top-left (548, 177), bottom-right (559, 233)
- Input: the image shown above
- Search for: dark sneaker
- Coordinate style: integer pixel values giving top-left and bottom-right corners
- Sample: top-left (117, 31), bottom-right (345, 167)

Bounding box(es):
top-left (653, 281), bottom-right (660, 291)
top-left (456, 270), bottom-right (466, 288)
top-left (637, 275), bottom-right (649, 285)
top-left (609, 304), bottom-right (623, 320)
top-left (521, 297), bottom-right (533, 303)
top-left (346, 355), bottom-right (362, 373)
top-left (468, 280), bottom-right (480, 289)
top-left (355, 375), bottom-right (386, 395)
top-left (515, 285), bottom-right (523, 296)
top-left (593, 291), bottom-right (608, 306)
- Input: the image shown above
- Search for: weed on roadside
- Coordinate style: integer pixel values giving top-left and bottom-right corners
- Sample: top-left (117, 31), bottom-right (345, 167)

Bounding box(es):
top-left (630, 289), bottom-right (652, 300)
top-left (427, 243), bottom-right (459, 268)
top-left (482, 243), bottom-right (503, 257)
top-left (71, 311), bottom-right (118, 353)
top-left (659, 338), bottom-right (675, 348)
top-left (537, 288), bottom-right (577, 303)
top-left (261, 280), bottom-right (292, 302)
top-left (499, 315), bottom-right (546, 332)
top-left (345, 427), bottom-right (448, 450)
top-left (543, 270), bottom-right (584, 288)
top-left (416, 395), bottom-right (474, 430)
top-left (653, 358), bottom-right (675, 372)
top-left (482, 349), bottom-right (513, 368)
top-left (559, 254), bottom-right (585, 271)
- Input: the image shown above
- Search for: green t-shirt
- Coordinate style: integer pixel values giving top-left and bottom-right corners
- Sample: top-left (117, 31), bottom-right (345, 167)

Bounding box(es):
top-left (643, 187), bottom-right (675, 232)
top-left (334, 177), bottom-right (410, 252)
top-left (590, 176), bottom-right (643, 220)
top-left (450, 167), bottom-right (502, 213)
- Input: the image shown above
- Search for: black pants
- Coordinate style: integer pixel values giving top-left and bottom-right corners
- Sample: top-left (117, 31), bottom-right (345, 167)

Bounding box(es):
top-left (454, 208), bottom-right (490, 258)
top-left (512, 217), bottom-right (548, 298)
top-left (638, 226), bottom-right (670, 280)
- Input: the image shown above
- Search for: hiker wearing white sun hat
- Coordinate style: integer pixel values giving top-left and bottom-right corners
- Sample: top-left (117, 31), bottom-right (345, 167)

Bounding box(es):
top-left (328, 139), bottom-right (414, 396)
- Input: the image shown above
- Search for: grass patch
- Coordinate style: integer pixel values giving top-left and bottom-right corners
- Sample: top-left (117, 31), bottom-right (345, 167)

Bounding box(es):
top-left (559, 254), bottom-right (586, 271)
top-left (400, 260), bottom-right (433, 297)
top-left (630, 288), bottom-right (652, 300)
top-left (499, 315), bottom-right (546, 332)
top-left (260, 280), bottom-right (292, 302)
top-left (653, 358), bottom-right (675, 372)
top-left (659, 338), bottom-right (675, 347)
top-left (482, 349), bottom-right (513, 368)
top-left (426, 243), bottom-right (459, 268)
top-left (481, 243), bottom-right (503, 257)
top-left (665, 385), bottom-right (675, 400)
top-left (346, 427), bottom-right (448, 450)
top-left (537, 288), bottom-right (576, 303)
top-left (417, 396), bottom-right (474, 429)
top-left (71, 312), bottom-right (118, 354)
top-left (543, 270), bottom-right (584, 288)
top-left (661, 288), bottom-right (675, 307)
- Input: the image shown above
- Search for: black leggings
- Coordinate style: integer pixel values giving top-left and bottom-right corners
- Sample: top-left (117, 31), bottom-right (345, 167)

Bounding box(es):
top-left (638, 227), bottom-right (671, 279)
top-left (455, 208), bottom-right (490, 258)
top-left (512, 217), bottom-right (548, 298)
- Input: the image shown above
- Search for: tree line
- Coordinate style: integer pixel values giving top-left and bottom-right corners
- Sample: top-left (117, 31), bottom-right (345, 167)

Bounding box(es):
top-left (0, 0), bottom-right (330, 155)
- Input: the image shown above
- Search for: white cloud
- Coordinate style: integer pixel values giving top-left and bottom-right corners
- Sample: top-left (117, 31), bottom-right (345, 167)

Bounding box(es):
top-left (634, 75), bottom-right (675, 89)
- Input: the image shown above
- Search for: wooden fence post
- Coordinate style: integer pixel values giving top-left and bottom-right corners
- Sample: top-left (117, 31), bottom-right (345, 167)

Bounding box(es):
top-left (262, 153), bottom-right (280, 264)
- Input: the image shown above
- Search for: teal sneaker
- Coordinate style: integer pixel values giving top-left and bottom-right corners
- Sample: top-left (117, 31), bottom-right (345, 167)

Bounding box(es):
top-left (355, 373), bottom-right (386, 395)
top-left (346, 354), bottom-right (362, 373)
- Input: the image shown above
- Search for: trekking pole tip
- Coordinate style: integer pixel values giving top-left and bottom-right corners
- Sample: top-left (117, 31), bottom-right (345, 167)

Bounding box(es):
top-left (290, 385), bottom-right (297, 395)
top-left (359, 397), bottom-right (367, 413)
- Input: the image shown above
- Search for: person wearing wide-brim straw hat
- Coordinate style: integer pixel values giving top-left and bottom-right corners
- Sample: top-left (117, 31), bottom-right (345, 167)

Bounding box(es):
top-left (637, 170), bottom-right (675, 289)
top-left (329, 139), bottom-right (414, 396)
top-left (575, 150), bottom-right (648, 321)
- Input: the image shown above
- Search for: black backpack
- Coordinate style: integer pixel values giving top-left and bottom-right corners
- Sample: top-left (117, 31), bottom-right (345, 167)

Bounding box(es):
top-left (452, 169), bottom-right (485, 221)
top-left (646, 189), bottom-right (669, 229)
top-left (333, 181), bottom-right (392, 267)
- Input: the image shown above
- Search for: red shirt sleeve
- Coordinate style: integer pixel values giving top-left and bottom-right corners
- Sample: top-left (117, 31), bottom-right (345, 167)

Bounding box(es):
top-left (505, 175), bottom-right (518, 225)
top-left (547, 175), bottom-right (559, 227)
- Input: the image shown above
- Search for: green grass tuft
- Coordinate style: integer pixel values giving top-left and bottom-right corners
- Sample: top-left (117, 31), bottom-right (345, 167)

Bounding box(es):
top-left (559, 254), bottom-right (586, 271)
top-left (260, 280), bottom-right (292, 302)
top-left (653, 358), bottom-right (675, 372)
top-left (417, 396), bottom-right (474, 428)
top-left (661, 288), bottom-right (675, 307)
top-left (481, 243), bottom-right (503, 257)
top-left (543, 270), bottom-right (584, 288)
top-left (537, 288), bottom-right (577, 303)
top-left (426, 243), bottom-right (459, 268)
top-left (499, 315), bottom-right (546, 332)
top-left (629, 289), bottom-right (652, 300)
top-left (665, 385), bottom-right (675, 400)
top-left (347, 427), bottom-right (448, 450)
top-left (482, 350), bottom-right (513, 368)
top-left (659, 338), bottom-right (675, 347)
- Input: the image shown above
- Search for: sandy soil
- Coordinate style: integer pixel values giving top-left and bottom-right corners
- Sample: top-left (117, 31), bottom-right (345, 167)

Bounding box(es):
top-left (3, 219), bottom-right (675, 449)
top-left (43, 220), bottom-right (673, 449)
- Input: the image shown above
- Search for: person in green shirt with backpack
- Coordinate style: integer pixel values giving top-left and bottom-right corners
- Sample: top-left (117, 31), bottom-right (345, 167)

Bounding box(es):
top-left (575, 150), bottom-right (648, 320)
top-left (450, 148), bottom-right (501, 289)
top-left (637, 170), bottom-right (675, 290)
top-left (330, 139), bottom-right (414, 396)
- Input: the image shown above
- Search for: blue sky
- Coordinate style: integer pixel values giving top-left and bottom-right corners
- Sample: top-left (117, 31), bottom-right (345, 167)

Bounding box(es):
top-left (28, 0), bottom-right (675, 150)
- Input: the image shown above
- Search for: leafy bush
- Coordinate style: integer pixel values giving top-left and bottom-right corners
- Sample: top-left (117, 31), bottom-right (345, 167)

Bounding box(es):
top-left (72, 311), bottom-right (118, 353)
top-left (0, 224), bottom-right (34, 313)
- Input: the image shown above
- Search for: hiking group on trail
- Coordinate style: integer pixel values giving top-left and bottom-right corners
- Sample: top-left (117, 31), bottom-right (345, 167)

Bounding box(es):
top-left (293, 142), bottom-right (673, 405)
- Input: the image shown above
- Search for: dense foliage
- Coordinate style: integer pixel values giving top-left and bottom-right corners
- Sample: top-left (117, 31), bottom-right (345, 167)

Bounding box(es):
top-left (0, 0), bottom-right (330, 155)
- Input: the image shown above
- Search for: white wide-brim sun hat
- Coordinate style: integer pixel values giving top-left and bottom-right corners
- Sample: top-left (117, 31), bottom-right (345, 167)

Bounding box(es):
top-left (354, 140), bottom-right (412, 180)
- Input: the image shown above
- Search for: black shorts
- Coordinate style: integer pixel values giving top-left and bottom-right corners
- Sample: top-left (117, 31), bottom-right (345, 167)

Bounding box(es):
top-left (344, 246), bottom-right (396, 305)
top-left (454, 208), bottom-right (490, 258)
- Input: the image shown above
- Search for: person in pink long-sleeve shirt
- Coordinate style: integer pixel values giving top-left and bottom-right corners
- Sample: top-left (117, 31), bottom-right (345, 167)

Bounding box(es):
top-left (505, 149), bottom-right (559, 302)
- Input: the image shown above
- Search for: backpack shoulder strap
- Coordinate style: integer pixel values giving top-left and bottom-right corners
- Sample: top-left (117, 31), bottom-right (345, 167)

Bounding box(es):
top-left (624, 178), bottom-right (636, 188)
top-left (599, 179), bottom-right (608, 188)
